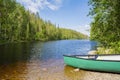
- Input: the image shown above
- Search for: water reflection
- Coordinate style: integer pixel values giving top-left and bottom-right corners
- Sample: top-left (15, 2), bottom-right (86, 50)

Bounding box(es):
top-left (0, 40), bottom-right (97, 64)
top-left (0, 42), bottom-right (33, 64)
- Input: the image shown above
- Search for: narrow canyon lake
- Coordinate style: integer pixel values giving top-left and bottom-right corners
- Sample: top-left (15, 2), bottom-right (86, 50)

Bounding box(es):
top-left (0, 40), bottom-right (120, 80)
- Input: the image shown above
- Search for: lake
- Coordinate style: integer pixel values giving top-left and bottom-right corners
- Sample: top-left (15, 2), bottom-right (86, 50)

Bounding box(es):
top-left (0, 40), bottom-right (120, 80)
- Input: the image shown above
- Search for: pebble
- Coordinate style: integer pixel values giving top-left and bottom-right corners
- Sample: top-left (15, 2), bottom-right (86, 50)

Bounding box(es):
top-left (74, 68), bottom-right (79, 72)
top-left (42, 68), bottom-right (47, 71)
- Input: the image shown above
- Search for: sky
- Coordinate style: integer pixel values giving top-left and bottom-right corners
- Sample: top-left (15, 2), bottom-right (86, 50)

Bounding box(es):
top-left (16, 0), bottom-right (92, 36)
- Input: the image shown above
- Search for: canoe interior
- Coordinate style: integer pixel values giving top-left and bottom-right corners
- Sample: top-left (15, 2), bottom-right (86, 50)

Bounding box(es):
top-left (64, 54), bottom-right (120, 61)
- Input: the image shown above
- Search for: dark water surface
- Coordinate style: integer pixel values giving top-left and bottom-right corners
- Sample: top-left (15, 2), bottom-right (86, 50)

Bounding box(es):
top-left (0, 40), bottom-right (120, 80)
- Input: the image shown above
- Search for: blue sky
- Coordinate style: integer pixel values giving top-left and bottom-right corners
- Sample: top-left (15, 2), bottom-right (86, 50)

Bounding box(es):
top-left (16, 0), bottom-right (91, 36)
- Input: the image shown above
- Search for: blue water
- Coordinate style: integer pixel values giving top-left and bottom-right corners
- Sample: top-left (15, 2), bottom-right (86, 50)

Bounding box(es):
top-left (0, 40), bottom-right (97, 64)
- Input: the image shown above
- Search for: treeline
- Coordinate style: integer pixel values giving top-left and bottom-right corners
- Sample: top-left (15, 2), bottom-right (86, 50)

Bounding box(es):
top-left (89, 0), bottom-right (120, 52)
top-left (0, 0), bottom-right (87, 43)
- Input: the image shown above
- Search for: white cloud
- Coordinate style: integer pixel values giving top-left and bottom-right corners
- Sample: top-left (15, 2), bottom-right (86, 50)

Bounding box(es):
top-left (64, 24), bottom-right (90, 36)
top-left (76, 25), bottom-right (90, 36)
top-left (55, 0), bottom-right (62, 3)
top-left (16, 0), bottom-right (63, 13)
top-left (47, 4), bottom-right (58, 10)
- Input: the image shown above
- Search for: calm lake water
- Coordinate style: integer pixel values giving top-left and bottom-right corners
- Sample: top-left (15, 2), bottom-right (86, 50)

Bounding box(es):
top-left (0, 40), bottom-right (120, 80)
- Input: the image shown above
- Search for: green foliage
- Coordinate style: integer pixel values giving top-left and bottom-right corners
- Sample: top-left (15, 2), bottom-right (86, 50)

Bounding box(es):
top-left (0, 0), bottom-right (87, 43)
top-left (89, 0), bottom-right (120, 53)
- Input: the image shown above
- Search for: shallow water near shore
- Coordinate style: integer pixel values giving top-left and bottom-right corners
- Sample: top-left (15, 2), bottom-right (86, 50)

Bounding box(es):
top-left (0, 40), bottom-right (120, 80)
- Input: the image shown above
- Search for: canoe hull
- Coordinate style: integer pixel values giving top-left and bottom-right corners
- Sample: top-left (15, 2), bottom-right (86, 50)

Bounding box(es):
top-left (63, 55), bottom-right (120, 73)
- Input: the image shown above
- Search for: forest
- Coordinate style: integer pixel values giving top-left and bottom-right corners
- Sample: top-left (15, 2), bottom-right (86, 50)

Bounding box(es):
top-left (0, 0), bottom-right (87, 43)
top-left (89, 0), bottom-right (120, 53)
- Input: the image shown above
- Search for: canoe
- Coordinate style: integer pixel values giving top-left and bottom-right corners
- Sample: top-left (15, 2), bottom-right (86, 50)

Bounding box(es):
top-left (63, 54), bottom-right (120, 73)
